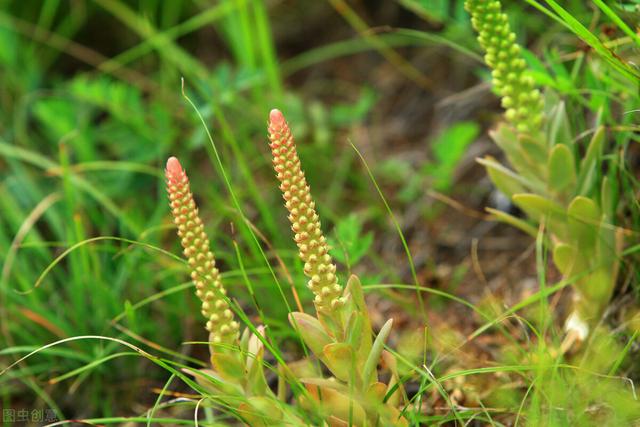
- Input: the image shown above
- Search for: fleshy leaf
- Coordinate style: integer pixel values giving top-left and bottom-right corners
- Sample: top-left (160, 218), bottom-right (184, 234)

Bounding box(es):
top-left (299, 377), bottom-right (349, 393)
top-left (553, 243), bottom-right (576, 276)
top-left (188, 368), bottom-right (243, 396)
top-left (478, 156), bottom-right (528, 197)
top-left (489, 125), bottom-right (535, 179)
top-left (520, 135), bottom-right (548, 165)
top-left (547, 144), bottom-right (576, 193)
top-left (362, 319), bottom-right (393, 388)
top-left (547, 101), bottom-right (572, 147)
top-left (289, 312), bottom-right (333, 358)
top-left (238, 396), bottom-right (283, 427)
top-left (486, 208), bottom-right (538, 238)
top-left (512, 193), bottom-right (567, 238)
top-left (601, 176), bottom-right (617, 220)
top-left (246, 327), bottom-right (268, 395)
top-left (567, 196), bottom-right (600, 251)
top-left (366, 382), bottom-right (387, 402)
top-left (304, 384), bottom-right (367, 426)
top-left (323, 342), bottom-right (354, 382)
top-left (345, 312), bottom-right (364, 356)
top-left (344, 275), bottom-right (373, 352)
top-left (211, 352), bottom-right (244, 381)
top-left (577, 126), bottom-right (604, 195)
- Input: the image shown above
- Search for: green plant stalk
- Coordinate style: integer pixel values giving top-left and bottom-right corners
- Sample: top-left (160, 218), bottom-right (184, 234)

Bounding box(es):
top-left (268, 110), bottom-right (408, 425)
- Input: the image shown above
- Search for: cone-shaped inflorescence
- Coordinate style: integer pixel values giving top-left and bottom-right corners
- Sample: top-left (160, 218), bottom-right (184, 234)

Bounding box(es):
top-left (465, 0), bottom-right (544, 134)
top-left (165, 157), bottom-right (239, 345)
top-left (267, 110), bottom-right (344, 314)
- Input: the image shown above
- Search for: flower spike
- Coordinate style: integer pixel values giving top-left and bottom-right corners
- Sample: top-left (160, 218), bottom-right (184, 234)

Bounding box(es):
top-left (165, 157), bottom-right (239, 346)
top-left (465, 0), bottom-right (544, 134)
top-left (267, 110), bottom-right (344, 315)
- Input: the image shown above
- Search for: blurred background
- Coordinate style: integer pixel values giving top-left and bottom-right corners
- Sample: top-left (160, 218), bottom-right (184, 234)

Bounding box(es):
top-left (1, 0), bottom-right (638, 423)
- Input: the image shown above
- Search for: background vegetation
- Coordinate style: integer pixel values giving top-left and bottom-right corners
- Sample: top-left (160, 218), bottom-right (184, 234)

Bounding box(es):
top-left (1, 0), bottom-right (639, 425)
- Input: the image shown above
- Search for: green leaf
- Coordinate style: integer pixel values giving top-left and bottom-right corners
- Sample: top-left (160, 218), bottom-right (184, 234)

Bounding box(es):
top-left (345, 312), bottom-right (364, 353)
top-left (238, 396), bottom-right (283, 426)
top-left (328, 214), bottom-right (373, 265)
top-left (478, 156), bottom-right (528, 197)
top-left (601, 175), bottom-right (618, 221)
top-left (512, 193), bottom-right (567, 239)
top-left (577, 267), bottom-right (616, 318)
top-left (592, 0), bottom-right (640, 47)
top-left (298, 377), bottom-right (348, 393)
top-left (577, 127), bottom-right (605, 196)
top-left (512, 193), bottom-right (565, 219)
top-left (486, 208), bottom-right (538, 238)
top-left (522, 48), bottom-right (557, 88)
top-left (0, 22), bottom-right (19, 68)
top-left (345, 274), bottom-right (367, 311)
top-left (289, 312), bottom-right (333, 358)
top-left (191, 368), bottom-right (244, 396)
top-left (382, 350), bottom-right (404, 407)
top-left (553, 243), bottom-right (576, 276)
top-left (303, 383), bottom-right (367, 425)
top-left (323, 342), bottom-right (354, 382)
top-left (490, 124), bottom-right (529, 174)
top-left (246, 348), bottom-right (268, 396)
top-left (362, 318), bottom-right (393, 388)
top-left (33, 98), bottom-right (78, 141)
top-left (123, 300), bottom-right (137, 331)
top-left (210, 352), bottom-right (244, 381)
top-left (489, 124), bottom-right (545, 185)
top-left (567, 196), bottom-right (600, 251)
top-left (520, 135), bottom-right (548, 165)
top-left (330, 87), bottom-right (377, 126)
top-left (343, 275), bottom-right (373, 351)
top-left (366, 381), bottom-right (388, 402)
top-left (547, 144), bottom-right (576, 193)
top-left (546, 101), bottom-right (572, 146)
top-left (424, 121), bottom-right (479, 191)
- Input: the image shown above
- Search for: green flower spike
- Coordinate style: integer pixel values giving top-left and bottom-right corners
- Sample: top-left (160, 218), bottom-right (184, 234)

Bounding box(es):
top-left (165, 156), bottom-right (239, 347)
top-left (267, 109), bottom-right (345, 317)
top-left (465, 0), bottom-right (544, 134)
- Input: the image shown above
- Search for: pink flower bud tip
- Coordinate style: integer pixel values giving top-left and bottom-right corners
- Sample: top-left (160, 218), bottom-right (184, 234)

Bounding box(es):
top-left (166, 156), bottom-right (183, 177)
top-left (269, 109), bottom-right (285, 128)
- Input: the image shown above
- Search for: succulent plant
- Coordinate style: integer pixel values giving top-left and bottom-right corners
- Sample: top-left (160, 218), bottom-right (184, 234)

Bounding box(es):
top-left (465, 0), bottom-right (622, 344)
top-left (268, 109), bottom-right (408, 426)
top-left (166, 157), bottom-right (304, 425)
top-left (163, 111), bottom-right (410, 425)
